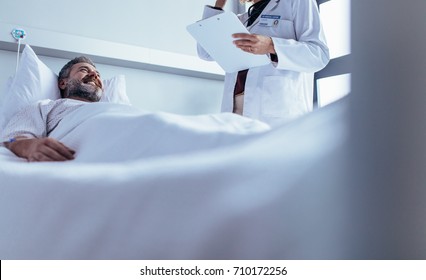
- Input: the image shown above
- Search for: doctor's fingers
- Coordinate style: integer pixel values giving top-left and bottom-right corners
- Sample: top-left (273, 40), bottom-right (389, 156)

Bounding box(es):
top-left (232, 33), bottom-right (257, 46)
top-left (232, 33), bottom-right (256, 40)
top-left (233, 34), bottom-right (272, 54)
top-left (233, 35), bottom-right (256, 53)
top-left (214, 0), bottom-right (227, 9)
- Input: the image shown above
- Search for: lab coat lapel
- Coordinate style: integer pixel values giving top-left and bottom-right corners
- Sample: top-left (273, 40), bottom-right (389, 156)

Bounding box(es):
top-left (247, 0), bottom-right (280, 31)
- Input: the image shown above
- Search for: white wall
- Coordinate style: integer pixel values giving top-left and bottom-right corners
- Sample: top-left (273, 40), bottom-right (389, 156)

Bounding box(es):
top-left (0, 0), bottom-right (240, 56)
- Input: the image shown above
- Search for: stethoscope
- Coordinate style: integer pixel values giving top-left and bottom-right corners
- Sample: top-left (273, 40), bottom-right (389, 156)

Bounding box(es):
top-left (244, 0), bottom-right (280, 27)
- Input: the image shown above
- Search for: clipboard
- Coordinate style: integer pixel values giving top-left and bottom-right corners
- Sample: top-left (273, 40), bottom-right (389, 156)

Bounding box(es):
top-left (187, 12), bottom-right (270, 73)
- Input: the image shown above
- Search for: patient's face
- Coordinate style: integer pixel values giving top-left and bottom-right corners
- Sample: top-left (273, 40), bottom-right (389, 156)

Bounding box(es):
top-left (61, 62), bottom-right (103, 102)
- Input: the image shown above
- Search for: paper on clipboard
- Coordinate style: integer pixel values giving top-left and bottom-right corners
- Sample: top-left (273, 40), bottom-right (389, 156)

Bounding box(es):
top-left (187, 12), bottom-right (270, 73)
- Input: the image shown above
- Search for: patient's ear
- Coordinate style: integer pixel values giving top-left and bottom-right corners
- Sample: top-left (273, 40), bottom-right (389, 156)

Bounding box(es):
top-left (58, 79), bottom-right (67, 90)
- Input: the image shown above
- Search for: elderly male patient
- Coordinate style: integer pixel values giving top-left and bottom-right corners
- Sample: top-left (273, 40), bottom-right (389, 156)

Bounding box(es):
top-left (1, 57), bottom-right (103, 162)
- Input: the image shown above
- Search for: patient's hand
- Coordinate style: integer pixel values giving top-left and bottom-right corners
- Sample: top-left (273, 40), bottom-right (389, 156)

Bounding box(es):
top-left (7, 137), bottom-right (75, 162)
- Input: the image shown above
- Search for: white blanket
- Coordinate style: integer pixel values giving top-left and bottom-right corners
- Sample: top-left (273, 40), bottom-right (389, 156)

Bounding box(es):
top-left (0, 99), bottom-right (350, 259)
top-left (50, 102), bottom-right (270, 162)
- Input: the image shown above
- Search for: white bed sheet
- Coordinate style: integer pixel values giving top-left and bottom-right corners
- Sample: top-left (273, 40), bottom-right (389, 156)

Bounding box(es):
top-left (0, 99), bottom-right (350, 259)
top-left (50, 102), bottom-right (270, 163)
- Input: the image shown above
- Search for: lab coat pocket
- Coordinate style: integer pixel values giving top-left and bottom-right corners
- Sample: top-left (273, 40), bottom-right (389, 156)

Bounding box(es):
top-left (261, 75), bottom-right (297, 117)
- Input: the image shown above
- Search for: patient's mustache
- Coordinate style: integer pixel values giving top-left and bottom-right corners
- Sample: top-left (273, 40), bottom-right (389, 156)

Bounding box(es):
top-left (82, 76), bottom-right (101, 88)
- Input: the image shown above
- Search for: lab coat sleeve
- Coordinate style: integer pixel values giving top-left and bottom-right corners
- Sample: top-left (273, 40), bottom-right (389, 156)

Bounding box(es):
top-left (196, 5), bottom-right (225, 61)
top-left (272, 0), bottom-right (330, 72)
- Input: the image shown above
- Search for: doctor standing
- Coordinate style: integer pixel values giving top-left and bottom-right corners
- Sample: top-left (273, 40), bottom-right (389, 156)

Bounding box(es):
top-left (197, 0), bottom-right (329, 127)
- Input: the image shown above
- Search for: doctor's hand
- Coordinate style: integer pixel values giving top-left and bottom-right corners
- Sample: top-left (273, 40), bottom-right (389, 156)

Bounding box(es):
top-left (233, 33), bottom-right (276, 55)
top-left (6, 137), bottom-right (75, 162)
top-left (214, 0), bottom-right (227, 9)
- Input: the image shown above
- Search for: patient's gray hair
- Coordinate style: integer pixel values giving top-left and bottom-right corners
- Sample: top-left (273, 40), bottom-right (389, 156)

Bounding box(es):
top-left (58, 56), bottom-right (96, 81)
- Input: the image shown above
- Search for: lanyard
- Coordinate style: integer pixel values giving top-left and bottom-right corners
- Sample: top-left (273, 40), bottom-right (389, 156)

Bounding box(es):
top-left (246, 0), bottom-right (271, 27)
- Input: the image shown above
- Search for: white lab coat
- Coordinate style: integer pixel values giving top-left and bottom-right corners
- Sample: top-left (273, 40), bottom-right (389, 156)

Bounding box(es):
top-left (197, 0), bottom-right (329, 126)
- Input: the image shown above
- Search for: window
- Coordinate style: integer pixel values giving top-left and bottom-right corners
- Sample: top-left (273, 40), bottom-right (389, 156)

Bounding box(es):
top-left (317, 73), bottom-right (351, 107)
top-left (315, 0), bottom-right (351, 107)
top-left (320, 0), bottom-right (351, 59)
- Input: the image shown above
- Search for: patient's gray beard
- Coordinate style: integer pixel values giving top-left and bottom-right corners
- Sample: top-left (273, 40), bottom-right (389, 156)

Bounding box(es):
top-left (63, 79), bottom-right (102, 102)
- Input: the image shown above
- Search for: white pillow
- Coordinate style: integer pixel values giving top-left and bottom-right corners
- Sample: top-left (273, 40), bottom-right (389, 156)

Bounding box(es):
top-left (0, 76), bottom-right (14, 131)
top-left (100, 75), bottom-right (130, 104)
top-left (0, 44), bottom-right (130, 130)
top-left (0, 45), bottom-right (60, 130)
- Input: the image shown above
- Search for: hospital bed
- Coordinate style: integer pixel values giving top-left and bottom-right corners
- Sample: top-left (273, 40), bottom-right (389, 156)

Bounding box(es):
top-left (0, 102), bottom-right (349, 259)
top-left (0, 43), bottom-right (353, 259)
